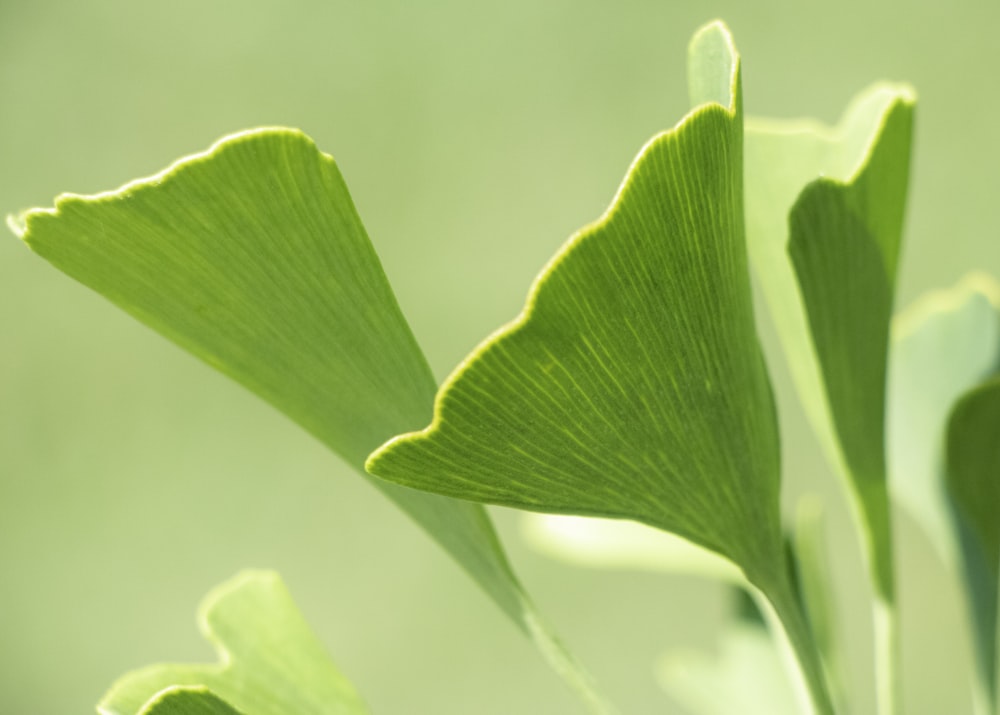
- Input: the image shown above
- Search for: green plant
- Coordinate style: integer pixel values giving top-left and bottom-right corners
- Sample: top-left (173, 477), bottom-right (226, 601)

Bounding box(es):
top-left (8, 18), bottom-right (998, 715)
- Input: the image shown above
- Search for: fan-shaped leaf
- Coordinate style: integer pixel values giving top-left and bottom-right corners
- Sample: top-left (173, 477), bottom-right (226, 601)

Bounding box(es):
top-left (745, 84), bottom-right (915, 601)
top-left (369, 21), bottom-right (833, 714)
top-left (889, 274), bottom-right (1000, 558)
top-left (370, 20), bottom-right (778, 590)
top-left (745, 84), bottom-right (914, 715)
top-left (888, 274), bottom-right (1000, 710)
top-left (98, 571), bottom-right (367, 715)
top-left (10, 128), bottom-right (610, 711)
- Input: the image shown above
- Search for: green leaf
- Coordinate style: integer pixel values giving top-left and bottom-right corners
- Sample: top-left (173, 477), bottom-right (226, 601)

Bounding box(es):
top-left (745, 83), bottom-right (914, 715)
top-left (889, 274), bottom-right (1000, 560)
top-left (888, 275), bottom-right (1000, 711)
top-left (745, 83), bottom-right (915, 601)
top-left (946, 379), bottom-right (1000, 709)
top-left (10, 128), bottom-right (610, 712)
top-left (98, 571), bottom-right (367, 715)
top-left (370, 19), bottom-right (775, 586)
top-left (369, 21), bottom-right (833, 714)
top-left (131, 688), bottom-right (244, 715)
top-left (789, 498), bottom-right (847, 713)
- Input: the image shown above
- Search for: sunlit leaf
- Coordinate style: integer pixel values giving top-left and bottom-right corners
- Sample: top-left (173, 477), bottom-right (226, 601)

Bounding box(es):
top-left (745, 84), bottom-right (914, 599)
top-left (888, 274), bottom-right (1000, 710)
top-left (10, 128), bottom-right (610, 711)
top-left (889, 274), bottom-right (1000, 559)
top-left (98, 571), bottom-right (367, 715)
top-left (371, 18), bottom-right (775, 590)
top-left (745, 84), bottom-right (914, 714)
top-left (369, 21), bottom-right (832, 714)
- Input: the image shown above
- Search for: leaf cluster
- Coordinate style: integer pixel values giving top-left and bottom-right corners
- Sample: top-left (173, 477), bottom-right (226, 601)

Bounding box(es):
top-left (9, 19), bottom-right (999, 715)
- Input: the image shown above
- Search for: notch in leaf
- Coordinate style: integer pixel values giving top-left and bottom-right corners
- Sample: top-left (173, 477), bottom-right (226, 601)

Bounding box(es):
top-left (11, 126), bottom-right (611, 711)
top-left (98, 571), bottom-right (368, 715)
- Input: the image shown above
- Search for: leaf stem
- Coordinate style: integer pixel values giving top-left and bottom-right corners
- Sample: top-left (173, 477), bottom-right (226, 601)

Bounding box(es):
top-left (520, 595), bottom-right (620, 715)
top-left (755, 577), bottom-right (836, 715)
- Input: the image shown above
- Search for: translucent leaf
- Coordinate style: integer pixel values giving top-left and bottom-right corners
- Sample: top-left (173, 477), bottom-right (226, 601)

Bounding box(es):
top-left (745, 83), bottom-right (915, 602)
top-left (889, 274), bottom-right (1000, 561)
top-left (745, 84), bottom-right (915, 715)
top-left (98, 571), bottom-right (367, 715)
top-left (369, 21), bottom-right (833, 714)
top-left (11, 128), bottom-right (608, 711)
top-left (888, 274), bottom-right (1000, 710)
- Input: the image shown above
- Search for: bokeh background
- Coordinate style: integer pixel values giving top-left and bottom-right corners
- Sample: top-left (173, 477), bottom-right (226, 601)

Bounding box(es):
top-left (2, 1), bottom-right (998, 713)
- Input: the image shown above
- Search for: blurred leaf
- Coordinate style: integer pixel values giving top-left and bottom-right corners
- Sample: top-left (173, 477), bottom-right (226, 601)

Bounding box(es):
top-left (98, 571), bottom-right (367, 715)
top-left (658, 599), bottom-right (798, 715)
top-left (131, 688), bottom-right (244, 715)
top-left (11, 128), bottom-right (610, 712)
top-left (946, 379), bottom-right (1000, 708)
top-left (745, 85), bottom-right (915, 602)
top-left (745, 85), bottom-right (914, 714)
top-left (520, 514), bottom-right (741, 582)
top-left (790, 498), bottom-right (847, 713)
top-left (889, 274), bottom-right (1000, 560)
top-left (369, 22), bottom-right (832, 713)
top-left (888, 274), bottom-right (1000, 710)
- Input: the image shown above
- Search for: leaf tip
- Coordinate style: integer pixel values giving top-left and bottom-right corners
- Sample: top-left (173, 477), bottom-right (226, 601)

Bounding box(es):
top-left (5, 211), bottom-right (28, 239)
top-left (687, 19), bottom-right (740, 112)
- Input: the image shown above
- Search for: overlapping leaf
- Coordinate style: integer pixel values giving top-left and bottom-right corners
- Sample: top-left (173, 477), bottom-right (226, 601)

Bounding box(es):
top-left (370, 21), bottom-right (780, 585)
top-left (889, 275), bottom-right (1000, 709)
top-left (10, 128), bottom-right (608, 711)
top-left (745, 86), bottom-right (914, 604)
top-left (745, 87), bottom-right (914, 715)
top-left (99, 571), bottom-right (367, 715)
top-left (369, 23), bottom-right (834, 713)
top-left (889, 275), bottom-right (1000, 558)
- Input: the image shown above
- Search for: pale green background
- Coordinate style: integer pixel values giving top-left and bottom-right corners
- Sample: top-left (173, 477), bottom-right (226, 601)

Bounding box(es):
top-left (1, 1), bottom-right (997, 713)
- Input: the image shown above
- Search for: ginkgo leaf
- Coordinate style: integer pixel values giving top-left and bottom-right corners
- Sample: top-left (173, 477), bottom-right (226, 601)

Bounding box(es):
top-left (371, 18), bottom-right (775, 589)
top-left (369, 21), bottom-right (833, 714)
top-left (745, 83), bottom-right (915, 602)
top-left (745, 83), bottom-right (914, 715)
top-left (889, 274), bottom-right (1000, 560)
top-left (10, 128), bottom-right (610, 711)
top-left (98, 571), bottom-right (367, 715)
top-left (887, 274), bottom-right (1000, 711)
top-left (132, 688), bottom-right (244, 715)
